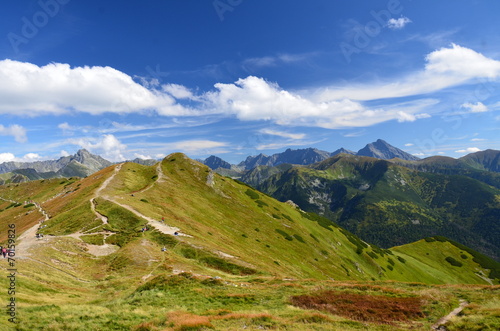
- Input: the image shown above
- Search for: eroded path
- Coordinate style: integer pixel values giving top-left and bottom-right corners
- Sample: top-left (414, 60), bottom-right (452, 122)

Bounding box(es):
top-left (89, 163), bottom-right (123, 225)
top-left (431, 300), bottom-right (469, 330)
top-left (109, 199), bottom-right (184, 236)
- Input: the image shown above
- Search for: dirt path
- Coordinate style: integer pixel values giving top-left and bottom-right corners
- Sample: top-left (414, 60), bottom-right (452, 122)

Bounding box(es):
top-left (16, 223), bottom-right (41, 258)
top-left (90, 198), bottom-right (108, 224)
top-left (134, 161), bottom-right (167, 195)
top-left (96, 163), bottom-right (123, 197)
top-left (431, 300), bottom-right (469, 330)
top-left (89, 163), bottom-right (124, 225)
top-left (109, 199), bottom-right (185, 236)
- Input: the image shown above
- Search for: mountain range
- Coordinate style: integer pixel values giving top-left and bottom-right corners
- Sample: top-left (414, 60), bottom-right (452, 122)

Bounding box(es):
top-left (0, 149), bottom-right (112, 183)
top-left (251, 153), bottom-right (500, 260)
top-left (202, 139), bottom-right (416, 172)
top-left (2, 139), bottom-right (497, 183)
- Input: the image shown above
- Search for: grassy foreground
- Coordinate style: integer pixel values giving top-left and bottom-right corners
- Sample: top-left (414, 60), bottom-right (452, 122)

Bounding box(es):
top-left (2, 271), bottom-right (499, 330)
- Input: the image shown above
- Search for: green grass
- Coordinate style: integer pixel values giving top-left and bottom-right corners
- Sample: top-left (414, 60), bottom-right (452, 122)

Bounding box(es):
top-left (80, 234), bottom-right (105, 245)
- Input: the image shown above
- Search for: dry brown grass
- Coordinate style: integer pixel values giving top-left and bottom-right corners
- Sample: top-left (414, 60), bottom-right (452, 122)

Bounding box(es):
top-left (166, 311), bottom-right (213, 330)
top-left (290, 290), bottom-right (424, 325)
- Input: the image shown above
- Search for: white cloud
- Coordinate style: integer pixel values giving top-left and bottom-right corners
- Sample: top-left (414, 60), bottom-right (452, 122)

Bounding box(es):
top-left (0, 124), bottom-right (27, 143)
top-left (343, 130), bottom-right (367, 137)
top-left (242, 53), bottom-right (310, 69)
top-left (6, 48), bottom-right (493, 133)
top-left (0, 153), bottom-right (15, 163)
top-left (204, 76), bottom-right (431, 129)
top-left (405, 143), bottom-right (414, 147)
top-left (387, 17), bottom-right (412, 30)
top-left (455, 147), bottom-right (481, 154)
top-left (461, 102), bottom-right (488, 113)
top-left (259, 129), bottom-right (306, 140)
top-left (162, 84), bottom-right (196, 100)
top-left (67, 134), bottom-right (127, 162)
top-left (134, 153), bottom-right (152, 160)
top-left (471, 138), bottom-right (486, 142)
top-left (163, 140), bottom-right (229, 154)
top-left (0, 60), bottom-right (193, 117)
top-left (60, 150), bottom-right (70, 157)
top-left (0, 152), bottom-right (44, 163)
top-left (22, 153), bottom-right (42, 161)
top-left (317, 44), bottom-right (500, 101)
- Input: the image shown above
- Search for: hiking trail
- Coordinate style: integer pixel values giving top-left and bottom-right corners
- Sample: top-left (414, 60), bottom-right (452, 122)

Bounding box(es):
top-left (431, 300), bottom-right (469, 330)
top-left (90, 163), bottom-right (124, 225)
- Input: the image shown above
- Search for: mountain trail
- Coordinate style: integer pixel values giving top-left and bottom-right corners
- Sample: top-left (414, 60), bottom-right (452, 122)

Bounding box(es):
top-left (134, 161), bottom-right (166, 194)
top-left (95, 163), bottom-right (123, 196)
top-left (109, 199), bottom-right (187, 236)
top-left (16, 223), bottom-right (41, 258)
top-left (89, 163), bottom-right (123, 225)
top-left (431, 300), bottom-right (469, 330)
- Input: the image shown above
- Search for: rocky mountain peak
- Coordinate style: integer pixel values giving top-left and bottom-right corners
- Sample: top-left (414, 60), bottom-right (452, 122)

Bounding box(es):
top-left (357, 139), bottom-right (419, 161)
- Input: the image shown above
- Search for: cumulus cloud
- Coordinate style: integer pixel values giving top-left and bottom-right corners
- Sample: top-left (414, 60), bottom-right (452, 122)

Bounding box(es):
top-left (387, 17), bottom-right (412, 29)
top-left (317, 44), bottom-right (500, 101)
top-left (0, 153), bottom-right (15, 163)
top-left (5, 47), bottom-right (493, 132)
top-left (204, 76), bottom-right (431, 129)
top-left (455, 147), bottom-right (481, 154)
top-left (0, 60), bottom-right (192, 116)
top-left (461, 102), bottom-right (488, 113)
top-left (0, 124), bottom-right (27, 143)
top-left (67, 134), bottom-right (127, 162)
top-left (0, 152), bottom-right (43, 163)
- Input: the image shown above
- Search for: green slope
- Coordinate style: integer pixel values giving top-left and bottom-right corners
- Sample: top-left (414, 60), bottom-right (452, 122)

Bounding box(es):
top-left (0, 153), bottom-right (496, 285)
top-left (256, 154), bottom-right (500, 261)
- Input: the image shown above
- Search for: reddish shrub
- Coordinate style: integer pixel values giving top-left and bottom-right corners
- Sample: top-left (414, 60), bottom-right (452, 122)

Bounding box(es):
top-left (290, 290), bottom-right (423, 324)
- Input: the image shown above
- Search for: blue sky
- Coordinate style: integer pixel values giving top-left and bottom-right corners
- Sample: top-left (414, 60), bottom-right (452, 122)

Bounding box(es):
top-left (0, 0), bottom-right (499, 163)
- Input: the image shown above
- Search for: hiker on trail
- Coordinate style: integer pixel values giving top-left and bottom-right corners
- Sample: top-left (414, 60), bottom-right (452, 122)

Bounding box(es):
top-left (2, 247), bottom-right (7, 258)
top-left (161, 217), bottom-right (165, 223)
top-left (174, 231), bottom-right (179, 236)
top-left (161, 247), bottom-right (167, 252)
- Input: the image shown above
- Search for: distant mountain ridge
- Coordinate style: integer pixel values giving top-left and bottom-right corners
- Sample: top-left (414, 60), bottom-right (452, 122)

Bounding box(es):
top-left (202, 139), bottom-right (418, 171)
top-left (0, 149), bottom-right (113, 181)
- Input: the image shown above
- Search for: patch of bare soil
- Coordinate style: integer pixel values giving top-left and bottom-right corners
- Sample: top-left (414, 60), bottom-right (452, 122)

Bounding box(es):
top-left (86, 243), bottom-right (119, 256)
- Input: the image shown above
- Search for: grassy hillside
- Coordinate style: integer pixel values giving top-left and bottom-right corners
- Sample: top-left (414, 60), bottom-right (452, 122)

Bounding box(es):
top-left (0, 153), bottom-right (498, 330)
top-left (257, 154), bottom-right (500, 260)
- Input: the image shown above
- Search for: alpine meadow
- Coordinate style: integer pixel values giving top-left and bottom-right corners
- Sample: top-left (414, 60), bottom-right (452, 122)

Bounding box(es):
top-left (0, 150), bottom-right (499, 330)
